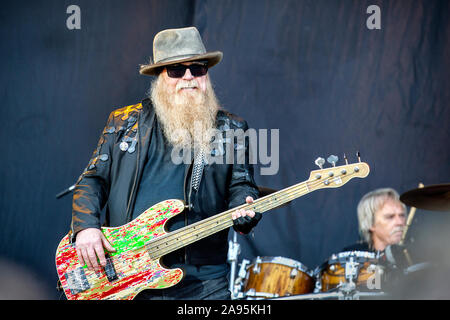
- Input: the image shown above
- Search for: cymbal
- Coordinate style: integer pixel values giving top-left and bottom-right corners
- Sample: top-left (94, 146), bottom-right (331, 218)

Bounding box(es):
top-left (400, 183), bottom-right (450, 212)
top-left (258, 186), bottom-right (292, 209)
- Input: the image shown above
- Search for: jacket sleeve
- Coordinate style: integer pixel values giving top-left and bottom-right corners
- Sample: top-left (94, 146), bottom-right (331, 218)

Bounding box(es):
top-left (71, 112), bottom-right (115, 240)
top-left (227, 119), bottom-right (261, 234)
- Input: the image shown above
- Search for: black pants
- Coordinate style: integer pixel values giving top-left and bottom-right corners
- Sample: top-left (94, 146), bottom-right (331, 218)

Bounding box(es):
top-left (134, 276), bottom-right (231, 300)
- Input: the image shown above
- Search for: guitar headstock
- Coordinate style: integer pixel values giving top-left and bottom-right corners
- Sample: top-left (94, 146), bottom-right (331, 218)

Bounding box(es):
top-left (306, 153), bottom-right (370, 191)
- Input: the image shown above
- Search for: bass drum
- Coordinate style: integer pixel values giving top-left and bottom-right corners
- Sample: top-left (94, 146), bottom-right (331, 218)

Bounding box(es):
top-left (243, 256), bottom-right (314, 299)
top-left (315, 251), bottom-right (385, 292)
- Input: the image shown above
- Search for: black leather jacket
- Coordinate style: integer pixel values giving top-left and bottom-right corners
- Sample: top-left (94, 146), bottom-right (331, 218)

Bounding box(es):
top-left (71, 98), bottom-right (260, 264)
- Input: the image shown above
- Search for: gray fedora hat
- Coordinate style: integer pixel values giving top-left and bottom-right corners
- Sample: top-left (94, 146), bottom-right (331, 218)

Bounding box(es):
top-left (139, 27), bottom-right (223, 76)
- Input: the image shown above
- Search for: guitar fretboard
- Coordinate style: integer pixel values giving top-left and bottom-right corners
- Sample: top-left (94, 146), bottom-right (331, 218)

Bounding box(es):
top-left (145, 181), bottom-right (312, 259)
top-left (144, 162), bottom-right (368, 260)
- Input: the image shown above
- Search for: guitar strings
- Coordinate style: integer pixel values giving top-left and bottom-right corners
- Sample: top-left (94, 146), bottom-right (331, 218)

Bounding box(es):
top-left (145, 172), bottom-right (354, 257)
top-left (145, 169), bottom-right (362, 258)
top-left (144, 181), bottom-right (310, 256)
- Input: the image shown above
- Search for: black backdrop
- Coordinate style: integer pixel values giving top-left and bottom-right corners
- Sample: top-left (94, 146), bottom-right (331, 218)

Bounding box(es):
top-left (0, 0), bottom-right (449, 299)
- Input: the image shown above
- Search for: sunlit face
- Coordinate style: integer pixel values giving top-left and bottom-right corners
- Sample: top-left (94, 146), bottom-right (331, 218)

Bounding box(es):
top-left (370, 199), bottom-right (406, 251)
top-left (161, 62), bottom-right (208, 94)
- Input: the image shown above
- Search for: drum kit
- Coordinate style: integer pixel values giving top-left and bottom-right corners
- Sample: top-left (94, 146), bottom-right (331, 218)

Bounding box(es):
top-left (228, 183), bottom-right (450, 300)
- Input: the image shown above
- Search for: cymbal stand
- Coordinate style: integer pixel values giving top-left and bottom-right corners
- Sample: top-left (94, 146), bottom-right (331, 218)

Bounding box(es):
top-left (234, 258), bottom-right (251, 299)
top-left (399, 183), bottom-right (424, 266)
top-left (339, 256), bottom-right (359, 299)
top-left (228, 231), bottom-right (241, 299)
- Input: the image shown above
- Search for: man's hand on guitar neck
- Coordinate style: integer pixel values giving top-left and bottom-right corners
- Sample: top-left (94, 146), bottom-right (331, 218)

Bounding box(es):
top-left (231, 196), bottom-right (256, 219)
top-left (75, 228), bottom-right (116, 272)
top-left (232, 196), bottom-right (261, 234)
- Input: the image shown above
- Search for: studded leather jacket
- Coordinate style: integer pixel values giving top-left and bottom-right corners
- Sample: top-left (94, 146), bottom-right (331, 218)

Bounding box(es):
top-left (71, 98), bottom-right (260, 265)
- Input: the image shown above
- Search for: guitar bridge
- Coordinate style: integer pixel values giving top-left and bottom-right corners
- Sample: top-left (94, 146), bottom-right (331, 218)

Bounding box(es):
top-left (64, 267), bottom-right (90, 295)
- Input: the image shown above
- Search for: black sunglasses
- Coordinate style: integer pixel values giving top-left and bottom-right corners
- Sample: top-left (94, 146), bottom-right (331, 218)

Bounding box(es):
top-left (166, 63), bottom-right (208, 78)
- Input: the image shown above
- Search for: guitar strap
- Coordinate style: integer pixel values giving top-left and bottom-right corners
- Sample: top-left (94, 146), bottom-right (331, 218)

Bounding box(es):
top-left (190, 148), bottom-right (205, 192)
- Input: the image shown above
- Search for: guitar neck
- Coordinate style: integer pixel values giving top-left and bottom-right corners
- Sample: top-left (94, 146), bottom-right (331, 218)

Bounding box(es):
top-left (145, 160), bottom-right (370, 259)
top-left (145, 180), bottom-right (312, 259)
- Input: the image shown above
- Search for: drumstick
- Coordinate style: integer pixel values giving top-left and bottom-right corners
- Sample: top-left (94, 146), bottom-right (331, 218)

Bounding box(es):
top-left (403, 248), bottom-right (413, 266)
top-left (400, 183), bottom-right (424, 245)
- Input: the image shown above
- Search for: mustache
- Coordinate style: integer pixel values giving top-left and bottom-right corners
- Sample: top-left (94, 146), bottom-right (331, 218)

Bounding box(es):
top-left (176, 79), bottom-right (199, 92)
top-left (390, 227), bottom-right (404, 235)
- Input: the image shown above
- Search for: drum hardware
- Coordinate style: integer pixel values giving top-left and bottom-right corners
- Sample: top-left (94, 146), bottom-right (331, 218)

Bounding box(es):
top-left (252, 256), bottom-right (262, 274)
top-left (344, 256), bottom-right (360, 282)
top-left (234, 251), bottom-right (390, 300)
top-left (238, 259), bottom-right (251, 279)
top-left (290, 267), bottom-right (298, 278)
top-left (244, 289), bottom-right (280, 299)
top-left (313, 271), bottom-right (322, 293)
top-left (273, 292), bottom-right (342, 300)
top-left (228, 231), bottom-right (241, 299)
top-left (231, 259), bottom-right (251, 300)
top-left (366, 264), bottom-right (382, 274)
top-left (315, 251), bottom-right (384, 295)
top-left (340, 256), bottom-right (359, 297)
top-left (403, 262), bottom-right (431, 275)
top-left (272, 290), bottom-right (388, 300)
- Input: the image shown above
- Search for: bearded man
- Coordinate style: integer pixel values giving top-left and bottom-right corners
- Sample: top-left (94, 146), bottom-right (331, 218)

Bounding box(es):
top-left (71, 27), bottom-right (261, 300)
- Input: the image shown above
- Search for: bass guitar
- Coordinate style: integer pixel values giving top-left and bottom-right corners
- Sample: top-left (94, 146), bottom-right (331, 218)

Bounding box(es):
top-left (55, 158), bottom-right (370, 299)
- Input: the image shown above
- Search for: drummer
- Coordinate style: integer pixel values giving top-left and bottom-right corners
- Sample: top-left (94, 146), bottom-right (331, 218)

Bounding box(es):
top-left (343, 188), bottom-right (406, 253)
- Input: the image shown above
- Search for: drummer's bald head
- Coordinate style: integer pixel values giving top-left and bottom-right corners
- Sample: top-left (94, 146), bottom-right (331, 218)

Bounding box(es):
top-left (357, 188), bottom-right (406, 246)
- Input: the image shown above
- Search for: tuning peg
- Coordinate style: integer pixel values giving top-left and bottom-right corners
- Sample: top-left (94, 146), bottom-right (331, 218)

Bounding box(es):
top-left (356, 151), bottom-right (361, 162)
top-left (327, 155), bottom-right (338, 167)
top-left (314, 157), bottom-right (325, 169)
top-left (343, 153), bottom-right (349, 165)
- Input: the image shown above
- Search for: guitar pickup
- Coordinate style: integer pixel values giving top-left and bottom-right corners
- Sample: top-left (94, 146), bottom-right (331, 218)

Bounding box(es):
top-left (104, 255), bottom-right (118, 282)
top-left (64, 267), bottom-right (90, 295)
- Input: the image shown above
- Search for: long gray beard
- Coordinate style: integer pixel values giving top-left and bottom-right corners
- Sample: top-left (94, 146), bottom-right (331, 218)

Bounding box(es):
top-left (149, 76), bottom-right (220, 154)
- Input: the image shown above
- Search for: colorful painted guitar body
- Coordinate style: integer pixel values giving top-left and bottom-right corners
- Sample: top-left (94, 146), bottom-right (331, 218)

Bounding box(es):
top-left (55, 199), bottom-right (186, 300)
top-left (56, 160), bottom-right (370, 300)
